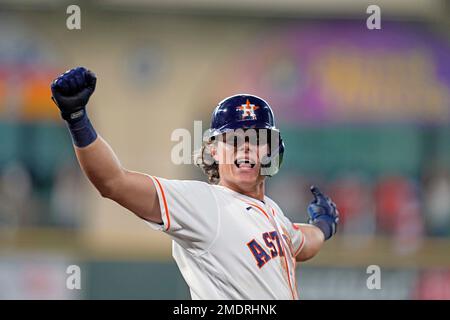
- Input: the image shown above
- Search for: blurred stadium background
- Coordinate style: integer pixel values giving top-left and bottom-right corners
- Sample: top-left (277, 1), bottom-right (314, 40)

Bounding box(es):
top-left (0, 0), bottom-right (449, 299)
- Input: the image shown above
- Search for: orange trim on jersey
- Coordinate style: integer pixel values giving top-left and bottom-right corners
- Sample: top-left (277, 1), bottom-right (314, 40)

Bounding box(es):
top-left (271, 207), bottom-right (277, 216)
top-left (152, 176), bottom-right (171, 231)
top-left (243, 199), bottom-right (297, 299)
top-left (281, 246), bottom-right (297, 299)
top-left (294, 231), bottom-right (306, 257)
top-left (282, 233), bottom-right (295, 258)
top-left (245, 202), bottom-right (270, 220)
top-left (251, 203), bottom-right (297, 300)
top-left (293, 267), bottom-right (300, 299)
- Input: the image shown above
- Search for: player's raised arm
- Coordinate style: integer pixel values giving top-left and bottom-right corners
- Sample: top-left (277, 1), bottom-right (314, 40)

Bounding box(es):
top-left (50, 67), bottom-right (162, 224)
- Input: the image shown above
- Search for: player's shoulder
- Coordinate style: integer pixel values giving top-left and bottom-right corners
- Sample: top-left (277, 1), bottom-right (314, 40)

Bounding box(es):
top-left (151, 176), bottom-right (215, 194)
top-left (208, 184), bottom-right (254, 200)
top-left (264, 195), bottom-right (279, 208)
top-left (174, 178), bottom-right (211, 187)
top-left (264, 195), bottom-right (286, 216)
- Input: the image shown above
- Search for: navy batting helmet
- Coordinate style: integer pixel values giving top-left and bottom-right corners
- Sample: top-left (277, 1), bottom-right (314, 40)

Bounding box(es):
top-left (206, 94), bottom-right (285, 176)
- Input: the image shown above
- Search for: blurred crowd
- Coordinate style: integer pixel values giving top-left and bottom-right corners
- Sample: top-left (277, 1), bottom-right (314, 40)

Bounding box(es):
top-left (268, 166), bottom-right (450, 240)
top-left (0, 122), bottom-right (83, 230)
top-left (1, 120), bottom-right (449, 242)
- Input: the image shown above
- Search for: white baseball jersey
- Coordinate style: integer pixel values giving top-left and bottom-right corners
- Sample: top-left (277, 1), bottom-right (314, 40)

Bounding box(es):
top-left (146, 176), bottom-right (306, 300)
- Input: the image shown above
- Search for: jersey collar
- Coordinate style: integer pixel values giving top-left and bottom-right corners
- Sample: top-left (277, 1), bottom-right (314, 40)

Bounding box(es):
top-left (214, 184), bottom-right (268, 205)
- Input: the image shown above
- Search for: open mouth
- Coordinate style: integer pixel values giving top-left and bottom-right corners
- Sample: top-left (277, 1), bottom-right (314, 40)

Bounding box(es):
top-left (234, 158), bottom-right (256, 169)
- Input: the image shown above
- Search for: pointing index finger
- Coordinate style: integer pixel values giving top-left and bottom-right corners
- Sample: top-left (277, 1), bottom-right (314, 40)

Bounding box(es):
top-left (310, 185), bottom-right (324, 200)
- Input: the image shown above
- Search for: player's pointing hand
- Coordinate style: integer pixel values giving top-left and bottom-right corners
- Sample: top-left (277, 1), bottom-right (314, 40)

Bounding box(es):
top-left (307, 185), bottom-right (339, 240)
top-left (310, 185), bottom-right (327, 205)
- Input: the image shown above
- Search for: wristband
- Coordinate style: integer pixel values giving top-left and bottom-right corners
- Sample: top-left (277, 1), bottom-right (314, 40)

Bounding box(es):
top-left (62, 108), bottom-right (97, 148)
top-left (311, 218), bottom-right (336, 241)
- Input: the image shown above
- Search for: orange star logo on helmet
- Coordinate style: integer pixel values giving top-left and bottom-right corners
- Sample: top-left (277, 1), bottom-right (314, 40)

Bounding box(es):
top-left (236, 99), bottom-right (259, 120)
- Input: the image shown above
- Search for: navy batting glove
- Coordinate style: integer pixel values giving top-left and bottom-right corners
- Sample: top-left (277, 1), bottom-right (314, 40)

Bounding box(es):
top-left (50, 67), bottom-right (98, 148)
top-left (307, 186), bottom-right (339, 241)
top-left (51, 67), bottom-right (97, 122)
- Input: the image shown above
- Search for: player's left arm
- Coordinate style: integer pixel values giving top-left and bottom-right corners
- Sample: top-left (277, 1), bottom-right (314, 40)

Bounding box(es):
top-left (295, 186), bottom-right (339, 262)
top-left (294, 223), bottom-right (325, 262)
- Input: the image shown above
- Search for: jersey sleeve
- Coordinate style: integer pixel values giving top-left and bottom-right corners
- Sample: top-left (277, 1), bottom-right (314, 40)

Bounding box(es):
top-left (268, 201), bottom-right (306, 258)
top-left (145, 176), bottom-right (219, 253)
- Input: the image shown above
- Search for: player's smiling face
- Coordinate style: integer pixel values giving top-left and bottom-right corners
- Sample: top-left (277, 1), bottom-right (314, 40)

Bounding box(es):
top-left (214, 129), bottom-right (269, 191)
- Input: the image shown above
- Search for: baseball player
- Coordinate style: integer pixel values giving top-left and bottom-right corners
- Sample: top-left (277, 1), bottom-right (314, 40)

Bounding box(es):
top-left (50, 67), bottom-right (339, 300)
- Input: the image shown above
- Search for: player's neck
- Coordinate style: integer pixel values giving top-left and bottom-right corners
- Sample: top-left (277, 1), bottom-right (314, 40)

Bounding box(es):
top-left (219, 179), bottom-right (265, 202)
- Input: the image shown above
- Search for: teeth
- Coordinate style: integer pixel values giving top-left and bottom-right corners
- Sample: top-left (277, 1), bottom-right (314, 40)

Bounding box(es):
top-left (234, 159), bottom-right (256, 168)
top-left (236, 159), bottom-right (255, 164)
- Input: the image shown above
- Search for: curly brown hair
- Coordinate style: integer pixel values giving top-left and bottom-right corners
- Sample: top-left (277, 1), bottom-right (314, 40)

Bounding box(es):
top-left (193, 140), bottom-right (220, 184)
